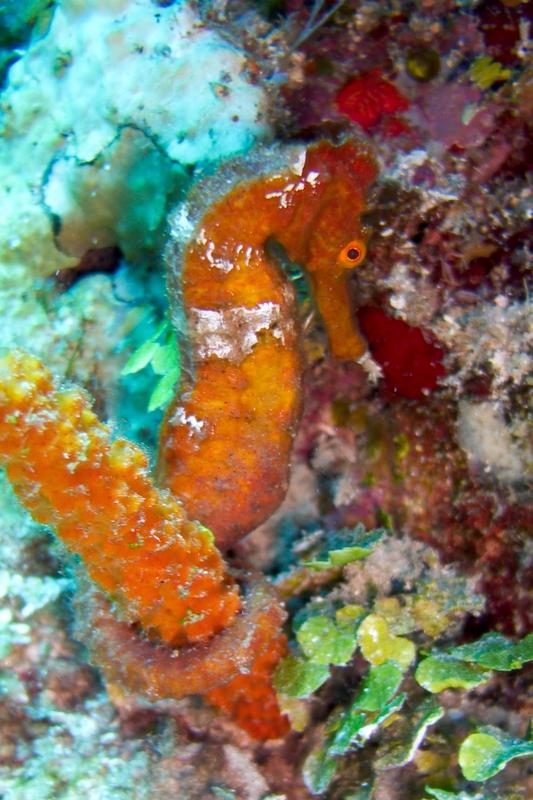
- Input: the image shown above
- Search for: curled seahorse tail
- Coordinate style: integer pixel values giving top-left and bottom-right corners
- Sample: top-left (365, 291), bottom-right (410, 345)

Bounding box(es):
top-left (77, 576), bottom-right (289, 739)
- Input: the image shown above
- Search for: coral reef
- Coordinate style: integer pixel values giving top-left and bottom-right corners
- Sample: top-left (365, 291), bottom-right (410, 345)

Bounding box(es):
top-left (0, 0), bottom-right (531, 798)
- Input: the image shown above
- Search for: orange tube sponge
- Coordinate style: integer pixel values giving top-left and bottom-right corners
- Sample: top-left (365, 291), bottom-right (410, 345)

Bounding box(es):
top-left (0, 350), bottom-right (240, 648)
top-left (160, 140), bottom-right (377, 550)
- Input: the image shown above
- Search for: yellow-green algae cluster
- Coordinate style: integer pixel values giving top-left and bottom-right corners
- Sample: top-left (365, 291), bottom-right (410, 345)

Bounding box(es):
top-left (271, 528), bottom-right (532, 797)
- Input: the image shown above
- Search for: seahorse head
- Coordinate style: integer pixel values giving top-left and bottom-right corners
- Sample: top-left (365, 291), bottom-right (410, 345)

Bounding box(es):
top-left (302, 140), bottom-right (377, 276)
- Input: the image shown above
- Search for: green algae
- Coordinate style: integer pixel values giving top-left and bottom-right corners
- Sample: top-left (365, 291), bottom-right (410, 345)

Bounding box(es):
top-left (122, 319), bottom-right (181, 412)
top-left (424, 787), bottom-right (484, 799)
top-left (415, 654), bottom-right (492, 693)
top-left (458, 727), bottom-right (533, 782)
top-left (305, 524), bottom-right (385, 571)
top-left (358, 614), bottom-right (416, 670)
top-left (416, 632), bottom-right (533, 693)
top-left (296, 615), bottom-right (358, 666)
top-left (469, 56), bottom-right (511, 90)
top-left (352, 662), bottom-right (404, 712)
top-left (302, 745), bottom-right (338, 796)
top-left (273, 655), bottom-right (330, 698)
top-left (448, 632), bottom-right (533, 671)
top-left (374, 697), bottom-right (444, 769)
top-left (329, 692), bottom-right (407, 757)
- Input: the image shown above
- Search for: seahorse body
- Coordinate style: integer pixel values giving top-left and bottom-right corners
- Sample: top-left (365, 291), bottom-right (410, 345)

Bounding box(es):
top-left (159, 140), bottom-right (377, 550)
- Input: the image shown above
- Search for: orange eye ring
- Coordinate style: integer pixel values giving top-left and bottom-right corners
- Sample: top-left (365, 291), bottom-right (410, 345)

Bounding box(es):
top-left (338, 240), bottom-right (366, 268)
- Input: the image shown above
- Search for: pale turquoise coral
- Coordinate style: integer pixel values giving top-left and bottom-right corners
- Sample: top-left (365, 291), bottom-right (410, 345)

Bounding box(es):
top-left (0, 0), bottom-right (270, 391)
top-left (0, 0), bottom-right (269, 275)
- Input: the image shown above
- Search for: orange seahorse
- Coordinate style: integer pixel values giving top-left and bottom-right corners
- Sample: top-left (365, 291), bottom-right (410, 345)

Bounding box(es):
top-left (159, 139), bottom-right (377, 551)
top-left (0, 140), bottom-right (377, 740)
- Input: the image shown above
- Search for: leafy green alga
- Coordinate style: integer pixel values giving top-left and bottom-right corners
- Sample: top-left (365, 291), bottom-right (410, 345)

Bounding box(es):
top-left (304, 524), bottom-right (385, 571)
top-left (335, 604), bottom-right (366, 631)
top-left (274, 605), bottom-right (363, 699)
top-left (302, 745), bottom-right (338, 796)
top-left (415, 654), bottom-right (491, 693)
top-left (424, 788), bottom-right (484, 800)
top-left (375, 697), bottom-right (444, 769)
top-left (122, 319), bottom-right (181, 411)
top-left (417, 632), bottom-right (533, 694)
top-left (302, 689), bottom-right (408, 794)
top-left (358, 613), bottom-right (416, 670)
top-left (327, 709), bottom-right (368, 757)
top-left (458, 726), bottom-right (533, 782)
top-left (469, 55), bottom-right (511, 90)
top-left (329, 692), bottom-right (407, 756)
top-left (296, 615), bottom-right (358, 666)
top-left (273, 655), bottom-right (330, 698)
top-left (448, 632), bottom-right (533, 671)
top-left (352, 661), bottom-right (404, 712)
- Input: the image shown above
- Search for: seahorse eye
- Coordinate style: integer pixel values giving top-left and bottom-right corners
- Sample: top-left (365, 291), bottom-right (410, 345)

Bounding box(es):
top-left (338, 239), bottom-right (366, 268)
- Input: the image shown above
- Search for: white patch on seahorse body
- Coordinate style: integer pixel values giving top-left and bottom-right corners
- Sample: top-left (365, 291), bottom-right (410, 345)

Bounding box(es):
top-left (244, 246), bottom-right (253, 266)
top-left (202, 239), bottom-right (234, 273)
top-left (190, 302), bottom-right (294, 362)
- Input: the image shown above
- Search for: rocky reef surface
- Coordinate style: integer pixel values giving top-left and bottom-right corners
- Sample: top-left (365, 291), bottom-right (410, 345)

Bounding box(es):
top-left (0, 1), bottom-right (531, 799)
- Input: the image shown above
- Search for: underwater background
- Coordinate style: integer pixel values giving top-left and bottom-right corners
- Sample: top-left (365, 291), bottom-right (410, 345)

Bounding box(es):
top-left (0, 1), bottom-right (531, 798)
